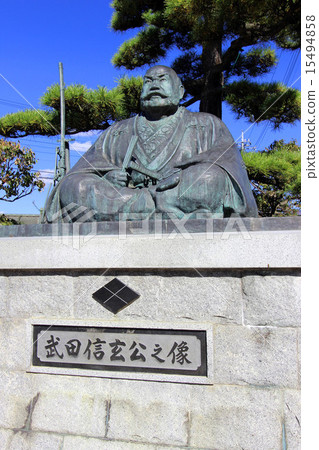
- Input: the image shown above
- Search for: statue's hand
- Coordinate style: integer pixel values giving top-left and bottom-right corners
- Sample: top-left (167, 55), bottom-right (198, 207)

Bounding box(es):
top-left (156, 170), bottom-right (181, 192)
top-left (130, 169), bottom-right (146, 186)
top-left (104, 170), bottom-right (128, 187)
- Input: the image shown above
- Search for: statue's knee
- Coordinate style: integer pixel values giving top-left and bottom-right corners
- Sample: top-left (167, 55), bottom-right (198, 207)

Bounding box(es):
top-left (183, 163), bottom-right (226, 187)
top-left (59, 175), bottom-right (91, 207)
top-left (200, 163), bottom-right (225, 182)
top-left (178, 163), bottom-right (227, 212)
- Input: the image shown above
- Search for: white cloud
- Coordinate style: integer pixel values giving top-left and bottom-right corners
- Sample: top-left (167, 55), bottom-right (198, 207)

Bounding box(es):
top-left (73, 130), bottom-right (101, 138)
top-left (70, 141), bottom-right (92, 153)
top-left (39, 169), bottom-right (55, 185)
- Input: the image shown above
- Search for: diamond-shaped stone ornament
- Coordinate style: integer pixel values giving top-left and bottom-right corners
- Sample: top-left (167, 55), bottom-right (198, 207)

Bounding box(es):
top-left (92, 278), bottom-right (140, 314)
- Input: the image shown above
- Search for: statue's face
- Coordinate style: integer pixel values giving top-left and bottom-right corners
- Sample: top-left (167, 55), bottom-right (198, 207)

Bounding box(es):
top-left (140, 66), bottom-right (184, 116)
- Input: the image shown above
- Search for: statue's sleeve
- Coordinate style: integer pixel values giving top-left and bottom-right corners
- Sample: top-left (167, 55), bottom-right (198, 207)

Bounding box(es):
top-left (67, 128), bottom-right (117, 174)
top-left (209, 115), bottom-right (258, 217)
top-left (42, 129), bottom-right (114, 223)
top-left (175, 113), bottom-right (258, 217)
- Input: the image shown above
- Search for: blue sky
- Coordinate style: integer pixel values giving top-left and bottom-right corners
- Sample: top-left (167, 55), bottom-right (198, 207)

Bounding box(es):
top-left (1, 0), bottom-right (301, 214)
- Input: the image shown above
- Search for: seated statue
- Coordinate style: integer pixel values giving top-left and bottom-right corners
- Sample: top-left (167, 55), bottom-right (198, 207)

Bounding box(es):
top-left (43, 65), bottom-right (258, 222)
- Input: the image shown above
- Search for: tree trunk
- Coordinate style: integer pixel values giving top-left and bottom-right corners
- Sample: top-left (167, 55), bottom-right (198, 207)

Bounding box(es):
top-left (200, 41), bottom-right (223, 118)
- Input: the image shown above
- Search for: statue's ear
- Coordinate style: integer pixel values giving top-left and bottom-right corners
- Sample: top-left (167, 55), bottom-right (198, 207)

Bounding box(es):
top-left (179, 84), bottom-right (185, 101)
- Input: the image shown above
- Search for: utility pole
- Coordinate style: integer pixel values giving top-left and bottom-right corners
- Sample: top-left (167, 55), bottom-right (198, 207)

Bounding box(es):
top-left (53, 62), bottom-right (70, 185)
top-left (240, 130), bottom-right (254, 152)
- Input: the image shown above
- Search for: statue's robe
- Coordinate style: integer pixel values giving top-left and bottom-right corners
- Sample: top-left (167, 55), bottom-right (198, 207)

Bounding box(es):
top-left (43, 107), bottom-right (258, 222)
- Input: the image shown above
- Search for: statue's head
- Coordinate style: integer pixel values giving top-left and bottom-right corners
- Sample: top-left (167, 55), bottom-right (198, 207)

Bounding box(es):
top-left (140, 65), bottom-right (185, 119)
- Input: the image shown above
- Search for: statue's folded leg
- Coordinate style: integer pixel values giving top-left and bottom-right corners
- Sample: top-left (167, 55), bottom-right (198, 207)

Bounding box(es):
top-left (155, 163), bottom-right (245, 218)
top-left (58, 173), bottom-right (155, 221)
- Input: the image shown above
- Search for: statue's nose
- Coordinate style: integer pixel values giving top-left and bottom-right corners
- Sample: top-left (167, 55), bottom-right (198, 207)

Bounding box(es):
top-left (150, 80), bottom-right (160, 89)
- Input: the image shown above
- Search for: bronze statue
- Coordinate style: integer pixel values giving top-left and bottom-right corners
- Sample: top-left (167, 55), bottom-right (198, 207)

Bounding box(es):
top-left (43, 65), bottom-right (258, 222)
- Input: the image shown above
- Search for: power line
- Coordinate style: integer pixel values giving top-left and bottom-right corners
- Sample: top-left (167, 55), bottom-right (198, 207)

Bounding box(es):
top-left (247, 48), bottom-right (282, 147)
top-left (18, 144), bottom-right (57, 152)
top-left (9, 137), bottom-right (58, 146)
top-left (283, 49), bottom-right (300, 85)
top-left (21, 138), bottom-right (57, 146)
top-left (254, 49), bottom-right (300, 150)
top-left (3, 138), bottom-right (83, 152)
top-left (0, 97), bottom-right (30, 106)
top-left (30, 169), bottom-right (54, 173)
top-left (0, 73), bottom-right (60, 135)
top-left (0, 97), bottom-right (30, 107)
top-left (1, 137), bottom-right (58, 147)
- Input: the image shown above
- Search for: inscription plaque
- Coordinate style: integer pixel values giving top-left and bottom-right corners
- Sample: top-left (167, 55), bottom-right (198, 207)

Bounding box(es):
top-left (32, 325), bottom-right (207, 376)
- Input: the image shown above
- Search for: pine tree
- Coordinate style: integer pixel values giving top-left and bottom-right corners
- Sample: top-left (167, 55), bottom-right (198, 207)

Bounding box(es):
top-left (0, 77), bottom-right (143, 138)
top-left (111, 0), bottom-right (300, 121)
top-left (242, 140), bottom-right (301, 216)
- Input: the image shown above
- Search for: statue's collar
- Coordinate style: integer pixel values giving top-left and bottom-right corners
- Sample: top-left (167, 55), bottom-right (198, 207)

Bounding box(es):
top-left (133, 107), bottom-right (186, 171)
top-left (140, 106), bottom-right (185, 125)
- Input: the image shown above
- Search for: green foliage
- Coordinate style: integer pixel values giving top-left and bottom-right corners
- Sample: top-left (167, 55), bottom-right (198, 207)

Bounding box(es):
top-left (117, 76), bottom-right (144, 116)
top-left (0, 79), bottom-right (143, 138)
top-left (243, 140), bottom-right (301, 216)
top-left (111, 0), bottom-right (301, 119)
top-left (161, 0), bottom-right (300, 47)
top-left (0, 213), bottom-right (19, 225)
top-left (226, 81), bottom-right (301, 128)
top-left (112, 26), bottom-right (173, 69)
top-left (0, 109), bottom-right (58, 137)
top-left (40, 83), bottom-right (126, 134)
top-left (227, 48), bottom-right (278, 78)
top-left (0, 139), bottom-right (45, 202)
top-left (111, 0), bottom-right (163, 30)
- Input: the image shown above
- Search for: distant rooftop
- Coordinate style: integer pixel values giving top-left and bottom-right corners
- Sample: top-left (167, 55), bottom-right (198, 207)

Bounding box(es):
top-left (4, 214), bottom-right (41, 225)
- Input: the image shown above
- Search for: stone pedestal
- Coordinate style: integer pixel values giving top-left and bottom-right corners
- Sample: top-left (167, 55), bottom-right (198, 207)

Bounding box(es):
top-left (0, 218), bottom-right (301, 449)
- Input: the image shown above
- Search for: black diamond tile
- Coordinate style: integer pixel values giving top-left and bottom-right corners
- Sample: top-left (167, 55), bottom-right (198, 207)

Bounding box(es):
top-left (92, 285), bottom-right (116, 303)
top-left (117, 286), bottom-right (139, 303)
top-left (105, 278), bottom-right (126, 294)
top-left (92, 278), bottom-right (140, 314)
top-left (101, 296), bottom-right (127, 314)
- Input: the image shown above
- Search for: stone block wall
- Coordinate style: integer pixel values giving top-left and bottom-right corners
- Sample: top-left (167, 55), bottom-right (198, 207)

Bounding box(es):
top-left (0, 267), bottom-right (300, 449)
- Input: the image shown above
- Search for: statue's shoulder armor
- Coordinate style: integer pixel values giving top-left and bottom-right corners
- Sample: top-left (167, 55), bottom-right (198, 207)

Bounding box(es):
top-left (184, 109), bottom-right (219, 127)
top-left (108, 116), bottom-right (136, 134)
top-left (96, 117), bottom-right (137, 150)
